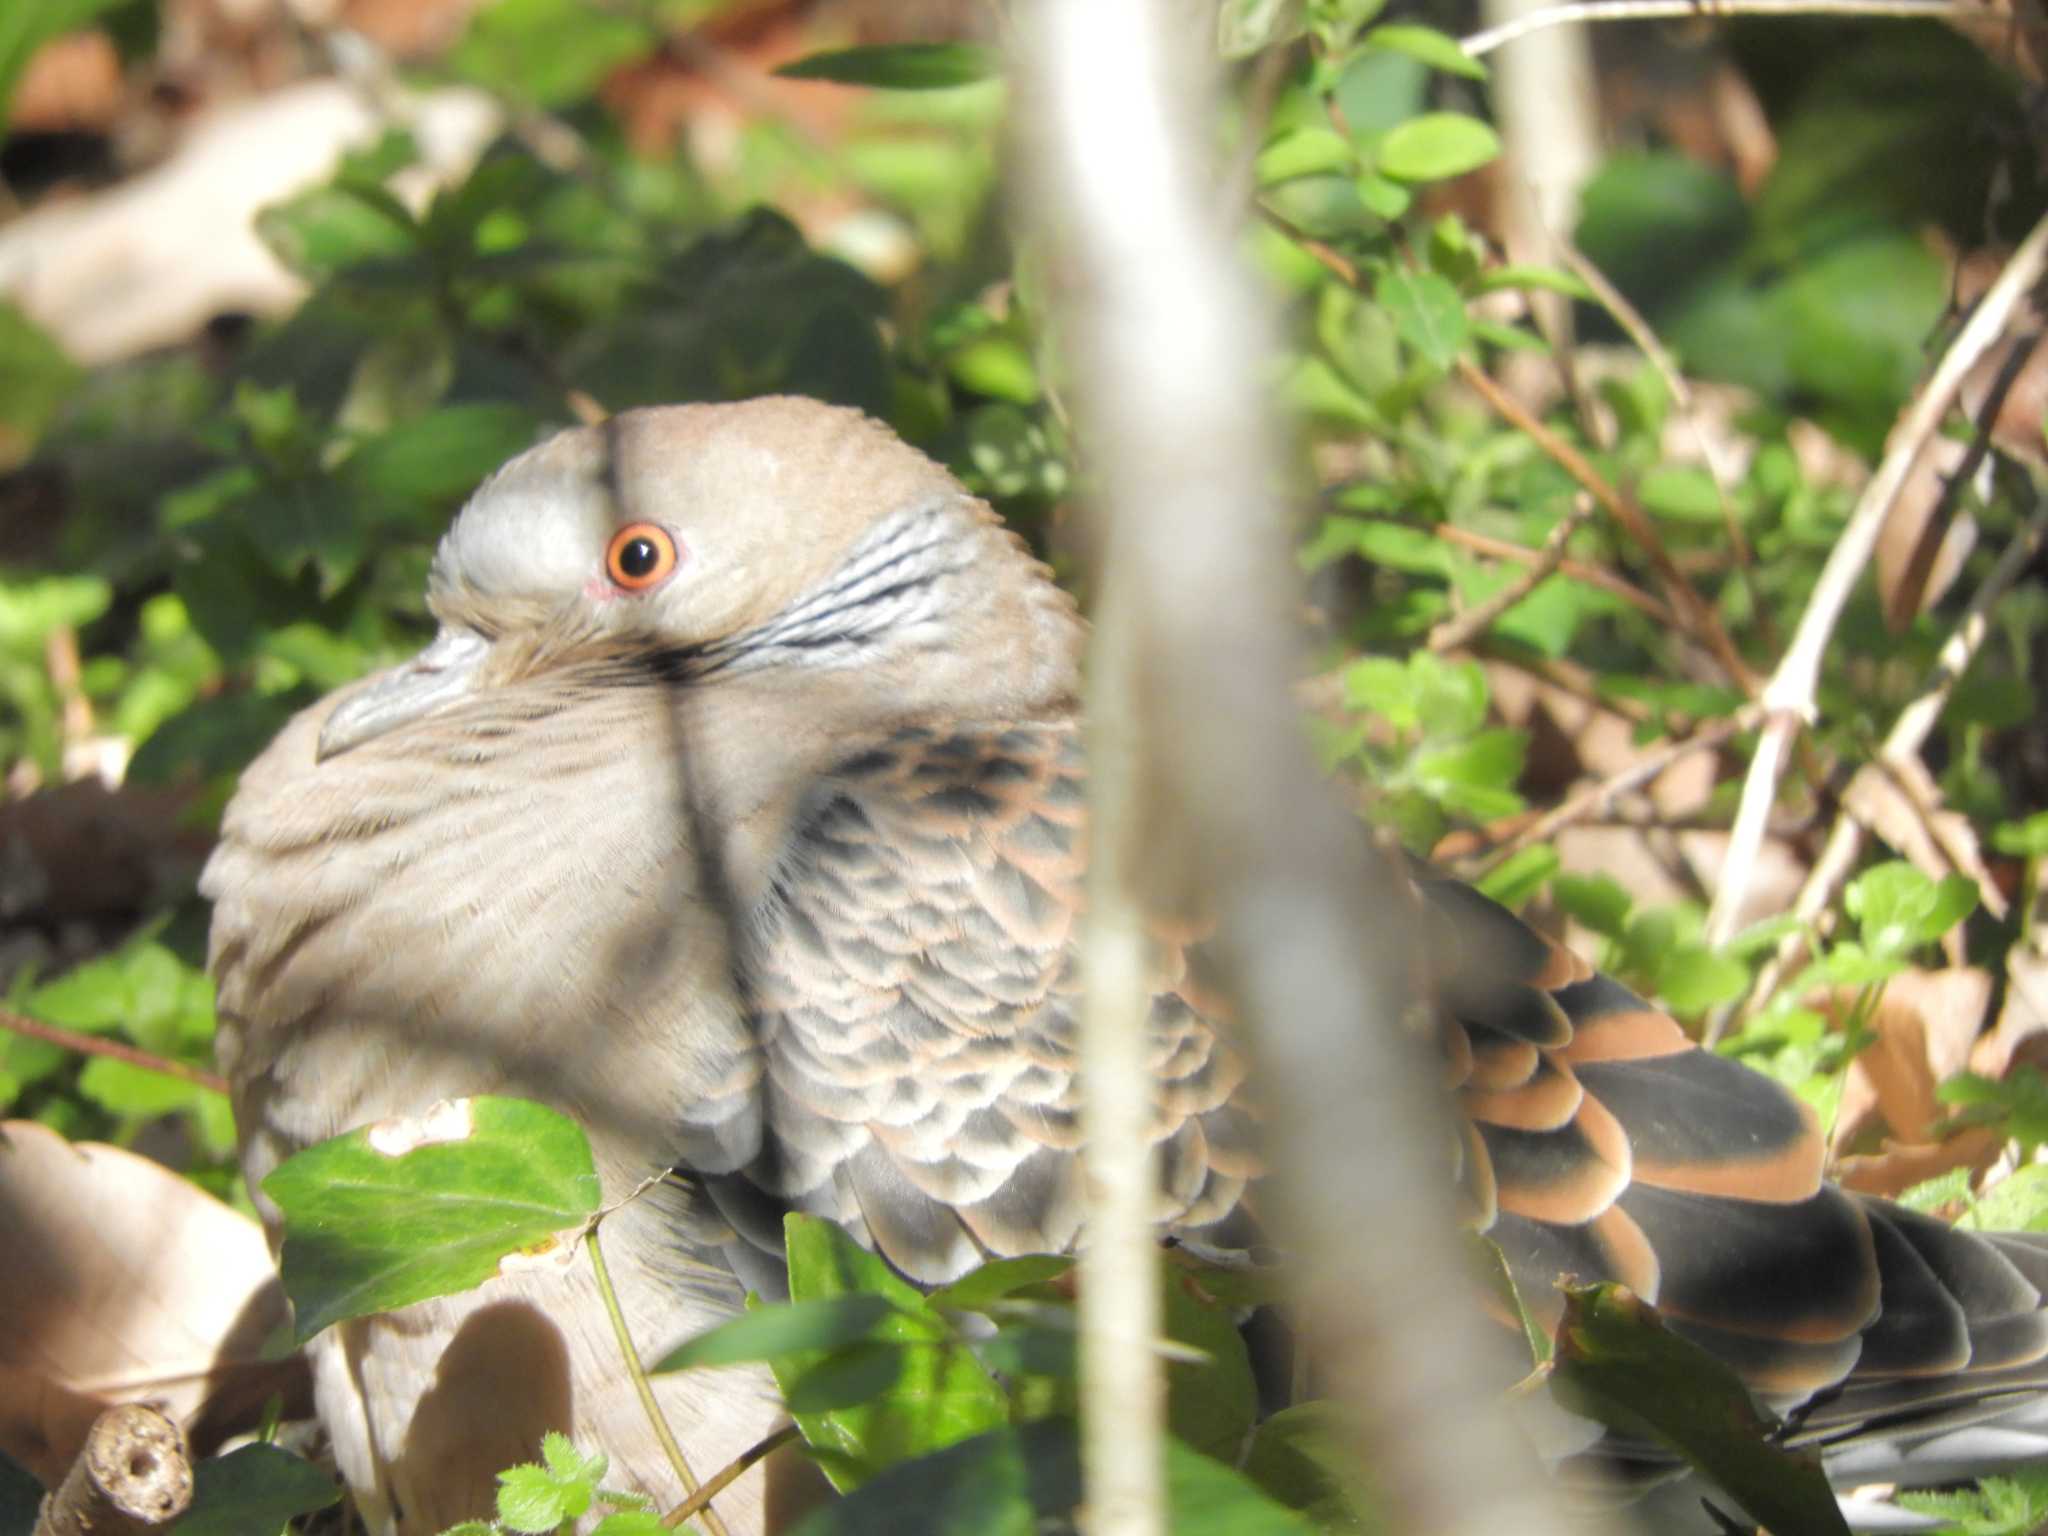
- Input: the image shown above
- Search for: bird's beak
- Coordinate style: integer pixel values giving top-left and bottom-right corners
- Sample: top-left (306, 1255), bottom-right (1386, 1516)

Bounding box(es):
top-left (316, 628), bottom-right (490, 761)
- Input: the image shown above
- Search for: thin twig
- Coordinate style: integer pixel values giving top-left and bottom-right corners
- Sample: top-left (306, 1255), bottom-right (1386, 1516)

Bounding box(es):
top-left (1432, 519), bottom-right (1676, 626)
top-left (1723, 491), bottom-right (2048, 1035)
top-left (1475, 702), bottom-right (1766, 874)
top-left (1429, 498), bottom-right (1597, 651)
top-left (1705, 207), bottom-right (2048, 946)
top-left (583, 1225), bottom-right (729, 1536)
top-left (662, 1425), bottom-right (798, 1530)
top-left (1463, 0), bottom-right (1969, 56)
top-left (1455, 356), bottom-right (1761, 693)
top-left (0, 1008), bottom-right (228, 1096)
top-left (1558, 241), bottom-right (1755, 574)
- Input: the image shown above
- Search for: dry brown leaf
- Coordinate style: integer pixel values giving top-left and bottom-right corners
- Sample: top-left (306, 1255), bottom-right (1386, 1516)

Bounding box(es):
top-left (1841, 756), bottom-right (2005, 926)
top-left (1828, 968), bottom-right (1993, 1160)
top-left (1973, 941), bottom-right (2048, 1080)
top-left (1875, 435), bottom-right (1974, 634)
top-left (1835, 1127), bottom-right (2007, 1199)
top-left (0, 1121), bottom-right (305, 1487)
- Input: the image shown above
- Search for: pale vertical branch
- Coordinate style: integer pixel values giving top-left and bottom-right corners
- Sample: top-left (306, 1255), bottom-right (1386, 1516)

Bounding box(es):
top-left (1014, 9), bottom-right (1584, 1536)
top-left (1705, 206), bottom-right (2048, 945)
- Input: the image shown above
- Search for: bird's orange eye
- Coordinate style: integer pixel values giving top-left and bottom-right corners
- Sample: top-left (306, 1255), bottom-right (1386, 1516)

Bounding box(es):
top-left (605, 523), bottom-right (679, 591)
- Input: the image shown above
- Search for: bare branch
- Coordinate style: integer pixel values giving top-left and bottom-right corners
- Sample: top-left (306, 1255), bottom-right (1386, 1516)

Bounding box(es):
top-left (1705, 207), bottom-right (2048, 945)
top-left (1015, 9), bottom-right (1587, 1536)
top-left (1463, 0), bottom-right (1971, 57)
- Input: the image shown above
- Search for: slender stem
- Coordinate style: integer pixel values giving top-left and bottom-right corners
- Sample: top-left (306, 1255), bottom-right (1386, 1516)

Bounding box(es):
top-left (583, 1223), bottom-right (730, 1536)
top-left (1454, 356), bottom-right (1760, 693)
top-left (0, 1007), bottom-right (228, 1096)
top-left (1429, 497), bottom-right (1597, 653)
top-left (1473, 702), bottom-right (1766, 874)
top-left (1462, 0), bottom-right (1969, 56)
top-left (1726, 494), bottom-right (2048, 1032)
top-left (1706, 206), bottom-right (2048, 945)
top-left (662, 1425), bottom-right (798, 1530)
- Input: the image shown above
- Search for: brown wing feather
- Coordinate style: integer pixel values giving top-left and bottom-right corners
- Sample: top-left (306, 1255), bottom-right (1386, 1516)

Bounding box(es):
top-left (729, 719), bottom-right (2048, 1481)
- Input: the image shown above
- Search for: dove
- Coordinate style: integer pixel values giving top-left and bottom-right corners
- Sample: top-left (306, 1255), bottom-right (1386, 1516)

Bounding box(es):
top-left (204, 396), bottom-right (2048, 1535)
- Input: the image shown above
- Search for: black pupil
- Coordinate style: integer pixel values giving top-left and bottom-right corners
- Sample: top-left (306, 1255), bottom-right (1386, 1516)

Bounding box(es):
top-left (617, 536), bottom-right (660, 578)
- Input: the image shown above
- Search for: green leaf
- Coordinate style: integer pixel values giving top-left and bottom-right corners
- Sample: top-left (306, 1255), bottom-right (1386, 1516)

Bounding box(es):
top-left (1846, 863), bottom-right (1977, 958)
top-left (1373, 268), bottom-right (1466, 371)
top-left (778, 1214), bottom-right (1008, 1490)
top-left (784, 1420), bottom-right (1314, 1536)
top-left (1162, 1269), bottom-right (1258, 1459)
top-left (1995, 811), bottom-right (2048, 859)
top-left (927, 1254), bottom-right (1074, 1312)
top-left (78, 1057), bottom-right (221, 1121)
top-left (1413, 730), bottom-right (1526, 820)
top-left (170, 1443), bottom-right (340, 1536)
top-left (261, 1096), bottom-right (602, 1342)
top-left (448, 0), bottom-right (655, 107)
top-left (1962, 1165), bottom-right (2048, 1233)
top-left (1375, 113), bottom-right (1502, 183)
top-left (1475, 845), bottom-right (1560, 909)
top-left (1652, 946), bottom-right (1749, 1016)
top-left (1220, 0), bottom-right (1307, 57)
top-left (498, 1462), bottom-right (579, 1533)
top-left (1257, 127), bottom-right (1356, 185)
top-left (1552, 1283), bottom-right (1851, 1536)
top-left (1475, 264), bottom-right (1594, 299)
top-left (1553, 873), bottom-right (1632, 938)
top-left (343, 404), bottom-right (541, 512)
top-left (0, 302), bottom-right (83, 453)
top-left (1240, 1402), bottom-right (1378, 1529)
top-left (777, 43), bottom-right (997, 90)
top-left (1638, 466), bottom-right (1735, 523)
top-left (1343, 656), bottom-right (1418, 731)
top-left (1362, 23), bottom-right (1484, 79)
top-left (943, 336), bottom-right (1039, 405)
top-left (0, 574), bottom-right (112, 653)
top-left (654, 1295), bottom-right (899, 1372)
top-left (257, 178), bottom-right (421, 284)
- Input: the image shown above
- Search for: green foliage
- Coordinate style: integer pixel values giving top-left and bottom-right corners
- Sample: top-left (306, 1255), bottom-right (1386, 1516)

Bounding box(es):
top-left (1895, 1470), bottom-right (2048, 1536)
top-left (9, 2), bottom-right (2048, 1532)
top-left (436, 1433), bottom-right (661, 1536)
top-left (1551, 1283), bottom-right (1849, 1536)
top-left (172, 1443), bottom-right (341, 1536)
top-left (262, 1096), bottom-right (602, 1342)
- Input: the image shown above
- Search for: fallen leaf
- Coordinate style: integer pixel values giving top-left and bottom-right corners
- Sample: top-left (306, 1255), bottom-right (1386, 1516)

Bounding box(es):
top-left (0, 1122), bottom-right (305, 1486)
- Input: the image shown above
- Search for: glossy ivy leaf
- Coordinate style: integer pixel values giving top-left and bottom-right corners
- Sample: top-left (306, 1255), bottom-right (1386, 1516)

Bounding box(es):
top-left (778, 1213), bottom-right (1007, 1490)
top-left (653, 1294), bottom-right (899, 1373)
top-left (777, 43), bottom-right (997, 90)
top-left (1551, 1283), bottom-right (1850, 1536)
top-left (1375, 113), bottom-right (1502, 183)
top-left (170, 1443), bottom-right (340, 1536)
top-left (262, 1096), bottom-right (601, 1342)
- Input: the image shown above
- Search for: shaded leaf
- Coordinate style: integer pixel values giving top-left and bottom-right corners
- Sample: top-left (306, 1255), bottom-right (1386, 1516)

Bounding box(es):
top-left (1551, 1283), bottom-right (1849, 1536)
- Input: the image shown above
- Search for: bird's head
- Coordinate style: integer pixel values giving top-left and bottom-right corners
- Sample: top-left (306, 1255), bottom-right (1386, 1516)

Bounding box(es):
top-left (316, 397), bottom-right (1083, 760)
